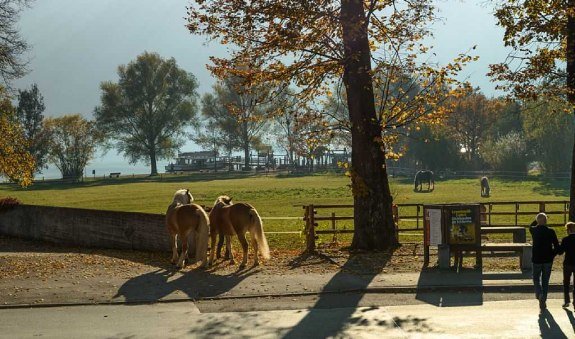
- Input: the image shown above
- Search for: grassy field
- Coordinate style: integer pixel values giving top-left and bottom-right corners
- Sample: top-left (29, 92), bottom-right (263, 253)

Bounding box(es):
top-left (0, 172), bottom-right (571, 249)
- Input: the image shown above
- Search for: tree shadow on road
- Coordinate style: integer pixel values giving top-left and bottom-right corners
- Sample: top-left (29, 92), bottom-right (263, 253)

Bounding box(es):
top-left (281, 247), bottom-right (432, 338)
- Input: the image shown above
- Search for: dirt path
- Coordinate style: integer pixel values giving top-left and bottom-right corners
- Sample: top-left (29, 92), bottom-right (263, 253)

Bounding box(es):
top-left (0, 234), bottom-right (544, 307)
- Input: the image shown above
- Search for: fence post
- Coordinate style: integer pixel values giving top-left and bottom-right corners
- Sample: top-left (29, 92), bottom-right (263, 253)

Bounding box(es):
top-left (539, 202), bottom-right (545, 213)
top-left (306, 204), bottom-right (316, 253)
top-left (515, 203), bottom-right (519, 226)
top-left (331, 212), bottom-right (337, 243)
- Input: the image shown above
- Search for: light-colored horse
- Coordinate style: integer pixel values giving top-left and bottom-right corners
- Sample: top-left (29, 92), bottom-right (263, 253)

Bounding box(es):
top-left (166, 189), bottom-right (210, 269)
top-left (208, 195), bottom-right (270, 268)
top-left (480, 176), bottom-right (490, 197)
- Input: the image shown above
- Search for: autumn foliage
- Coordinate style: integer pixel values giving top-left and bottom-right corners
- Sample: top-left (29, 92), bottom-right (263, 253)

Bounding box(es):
top-left (0, 87), bottom-right (35, 187)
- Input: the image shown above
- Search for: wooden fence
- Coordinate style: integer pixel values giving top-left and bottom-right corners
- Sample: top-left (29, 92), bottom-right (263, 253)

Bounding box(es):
top-left (302, 200), bottom-right (570, 252)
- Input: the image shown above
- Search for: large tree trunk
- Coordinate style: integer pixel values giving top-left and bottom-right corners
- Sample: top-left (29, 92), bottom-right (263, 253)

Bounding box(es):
top-left (150, 148), bottom-right (158, 176)
top-left (568, 0), bottom-right (575, 221)
top-left (341, 0), bottom-right (398, 251)
top-left (243, 143), bottom-right (250, 170)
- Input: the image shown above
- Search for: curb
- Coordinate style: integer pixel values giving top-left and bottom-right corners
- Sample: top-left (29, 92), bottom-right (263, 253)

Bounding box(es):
top-left (0, 283), bottom-right (563, 310)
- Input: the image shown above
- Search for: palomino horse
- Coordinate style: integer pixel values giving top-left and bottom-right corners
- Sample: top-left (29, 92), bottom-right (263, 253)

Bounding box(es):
top-left (208, 195), bottom-right (270, 268)
top-left (414, 170), bottom-right (434, 192)
top-left (480, 176), bottom-right (490, 197)
top-left (165, 189), bottom-right (210, 269)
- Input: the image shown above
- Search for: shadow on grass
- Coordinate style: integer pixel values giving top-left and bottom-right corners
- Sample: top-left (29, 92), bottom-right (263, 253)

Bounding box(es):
top-left (532, 178), bottom-right (570, 197)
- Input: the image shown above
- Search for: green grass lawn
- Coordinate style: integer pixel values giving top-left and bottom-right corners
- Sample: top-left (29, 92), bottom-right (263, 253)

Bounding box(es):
top-left (0, 172), bottom-right (570, 249)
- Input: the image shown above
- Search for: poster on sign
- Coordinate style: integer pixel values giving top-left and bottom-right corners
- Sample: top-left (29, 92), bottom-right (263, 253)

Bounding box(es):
top-left (448, 208), bottom-right (477, 245)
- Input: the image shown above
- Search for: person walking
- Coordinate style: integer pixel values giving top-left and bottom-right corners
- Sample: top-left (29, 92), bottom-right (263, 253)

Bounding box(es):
top-left (529, 213), bottom-right (559, 311)
top-left (557, 222), bottom-right (575, 308)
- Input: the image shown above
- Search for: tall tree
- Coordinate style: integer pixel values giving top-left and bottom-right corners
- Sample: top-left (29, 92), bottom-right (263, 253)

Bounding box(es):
top-left (0, 86), bottom-right (34, 186)
top-left (522, 100), bottom-right (574, 174)
top-left (16, 83), bottom-right (50, 173)
top-left (44, 114), bottom-right (99, 180)
top-left (403, 124), bottom-right (462, 172)
top-left (272, 89), bottom-right (301, 166)
top-left (0, 0), bottom-right (31, 86)
top-left (292, 108), bottom-right (333, 172)
top-left (447, 89), bottom-right (496, 169)
top-left (202, 77), bottom-right (269, 170)
top-left (490, 0), bottom-right (575, 219)
top-left (95, 52), bottom-right (199, 176)
top-left (188, 1), bottom-right (472, 250)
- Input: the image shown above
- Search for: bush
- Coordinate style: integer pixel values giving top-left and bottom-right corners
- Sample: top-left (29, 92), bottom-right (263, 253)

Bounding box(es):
top-left (481, 131), bottom-right (528, 173)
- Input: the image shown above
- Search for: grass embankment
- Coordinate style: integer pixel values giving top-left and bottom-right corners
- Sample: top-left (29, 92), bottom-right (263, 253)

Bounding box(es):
top-left (0, 172), bottom-right (570, 249)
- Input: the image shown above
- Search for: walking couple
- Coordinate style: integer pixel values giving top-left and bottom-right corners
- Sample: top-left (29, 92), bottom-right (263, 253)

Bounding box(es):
top-left (530, 212), bottom-right (575, 312)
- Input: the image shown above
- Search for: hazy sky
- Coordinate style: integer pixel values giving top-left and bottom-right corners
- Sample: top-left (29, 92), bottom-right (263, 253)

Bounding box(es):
top-left (13, 0), bottom-right (511, 177)
top-left (15, 0), bottom-right (510, 117)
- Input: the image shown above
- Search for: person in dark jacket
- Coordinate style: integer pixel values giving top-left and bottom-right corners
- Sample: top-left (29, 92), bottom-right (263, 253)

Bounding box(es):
top-left (557, 222), bottom-right (575, 308)
top-left (529, 213), bottom-right (560, 311)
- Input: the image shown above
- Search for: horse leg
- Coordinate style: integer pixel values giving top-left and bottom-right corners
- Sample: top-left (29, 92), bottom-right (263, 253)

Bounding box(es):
top-left (226, 235), bottom-right (235, 264)
top-left (236, 232), bottom-right (249, 269)
top-left (216, 234), bottom-right (225, 259)
top-left (177, 231), bottom-right (189, 269)
top-left (170, 233), bottom-right (178, 265)
top-left (208, 232), bottom-right (217, 267)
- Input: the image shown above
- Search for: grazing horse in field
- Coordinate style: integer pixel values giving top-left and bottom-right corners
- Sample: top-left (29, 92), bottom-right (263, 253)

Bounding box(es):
top-left (414, 170), bottom-right (434, 192)
top-left (480, 176), bottom-right (490, 197)
top-left (165, 189), bottom-right (210, 269)
top-left (209, 195), bottom-right (270, 268)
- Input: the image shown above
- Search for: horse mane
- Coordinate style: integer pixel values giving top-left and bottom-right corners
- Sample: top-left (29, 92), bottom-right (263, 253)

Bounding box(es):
top-left (172, 189), bottom-right (193, 206)
top-left (215, 195), bottom-right (233, 206)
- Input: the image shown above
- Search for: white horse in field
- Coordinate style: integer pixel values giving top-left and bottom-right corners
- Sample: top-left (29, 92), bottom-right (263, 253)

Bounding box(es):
top-left (165, 189), bottom-right (210, 269)
top-left (481, 176), bottom-right (490, 197)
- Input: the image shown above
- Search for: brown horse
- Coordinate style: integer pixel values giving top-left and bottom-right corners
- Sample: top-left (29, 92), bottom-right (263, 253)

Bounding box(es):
top-left (208, 195), bottom-right (270, 268)
top-left (166, 189), bottom-right (210, 269)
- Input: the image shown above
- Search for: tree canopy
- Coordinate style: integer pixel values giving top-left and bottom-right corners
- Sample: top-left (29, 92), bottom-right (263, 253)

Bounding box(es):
top-left (16, 83), bottom-right (50, 174)
top-left (188, 0), bottom-right (474, 250)
top-left (0, 0), bottom-right (30, 86)
top-left (0, 86), bottom-right (34, 186)
top-left (95, 52), bottom-right (199, 175)
top-left (490, 0), bottom-right (575, 219)
top-left (45, 114), bottom-right (99, 180)
top-left (201, 76), bottom-right (270, 170)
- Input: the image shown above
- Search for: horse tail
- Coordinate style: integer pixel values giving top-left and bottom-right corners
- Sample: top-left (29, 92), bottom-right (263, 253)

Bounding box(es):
top-left (194, 207), bottom-right (210, 265)
top-left (249, 208), bottom-right (270, 260)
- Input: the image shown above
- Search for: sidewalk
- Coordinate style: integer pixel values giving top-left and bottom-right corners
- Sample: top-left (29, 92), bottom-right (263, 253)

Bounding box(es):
top-left (0, 267), bottom-right (564, 308)
top-left (2, 296), bottom-right (574, 338)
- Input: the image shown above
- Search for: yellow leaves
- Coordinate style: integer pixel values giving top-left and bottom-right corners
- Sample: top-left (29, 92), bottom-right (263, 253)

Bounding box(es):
top-left (0, 88), bottom-right (35, 187)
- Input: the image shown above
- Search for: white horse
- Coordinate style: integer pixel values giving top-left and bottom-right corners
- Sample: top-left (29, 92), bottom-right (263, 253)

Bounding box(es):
top-left (165, 189), bottom-right (210, 268)
top-left (480, 176), bottom-right (490, 197)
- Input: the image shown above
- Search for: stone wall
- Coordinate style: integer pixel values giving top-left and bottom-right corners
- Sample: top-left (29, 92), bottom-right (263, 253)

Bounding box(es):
top-left (0, 205), bottom-right (170, 251)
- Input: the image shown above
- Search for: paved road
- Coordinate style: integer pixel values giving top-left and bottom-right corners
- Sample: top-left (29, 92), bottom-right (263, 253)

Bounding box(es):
top-left (2, 293), bottom-right (575, 338)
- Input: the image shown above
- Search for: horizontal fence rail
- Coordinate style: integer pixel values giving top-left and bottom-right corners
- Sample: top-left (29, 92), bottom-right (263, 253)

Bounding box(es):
top-left (302, 201), bottom-right (570, 252)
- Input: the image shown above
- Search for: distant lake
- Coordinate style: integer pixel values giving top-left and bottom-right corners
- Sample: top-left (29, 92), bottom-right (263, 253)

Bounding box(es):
top-left (35, 153), bottom-right (165, 180)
